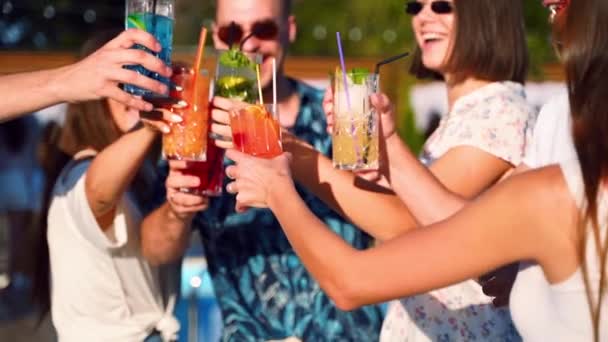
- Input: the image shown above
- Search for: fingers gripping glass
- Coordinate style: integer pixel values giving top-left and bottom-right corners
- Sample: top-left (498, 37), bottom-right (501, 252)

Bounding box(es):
top-left (217, 20), bottom-right (279, 47)
top-left (405, 1), bottom-right (453, 15)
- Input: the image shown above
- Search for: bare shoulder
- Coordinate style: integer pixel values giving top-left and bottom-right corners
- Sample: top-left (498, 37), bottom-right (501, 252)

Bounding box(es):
top-left (504, 165), bottom-right (574, 205)
top-left (496, 165), bottom-right (579, 280)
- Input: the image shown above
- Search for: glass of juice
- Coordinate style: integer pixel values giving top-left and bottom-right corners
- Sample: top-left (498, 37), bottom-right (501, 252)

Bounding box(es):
top-left (179, 138), bottom-right (225, 197)
top-left (214, 48), bottom-right (260, 102)
top-left (124, 0), bottom-right (174, 99)
top-left (162, 65), bottom-right (209, 161)
top-left (331, 68), bottom-right (379, 170)
top-left (161, 65), bottom-right (224, 196)
top-left (229, 103), bottom-right (282, 158)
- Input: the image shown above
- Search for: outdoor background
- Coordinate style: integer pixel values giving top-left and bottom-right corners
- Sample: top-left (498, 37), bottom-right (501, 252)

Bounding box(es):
top-left (0, 0), bottom-right (560, 148)
top-left (0, 1), bottom-right (560, 341)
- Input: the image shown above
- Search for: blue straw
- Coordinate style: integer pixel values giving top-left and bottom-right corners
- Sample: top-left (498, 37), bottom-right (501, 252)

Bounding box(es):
top-left (336, 32), bottom-right (351, 111)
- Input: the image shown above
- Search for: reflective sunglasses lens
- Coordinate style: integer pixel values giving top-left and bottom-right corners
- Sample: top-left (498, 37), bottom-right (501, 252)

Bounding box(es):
top-left (218, 23), bottom-right (243, 45)
top-left (252, 20), bottom-right (279, 40)
top-left (405, 1), bottom-right (423, 15)
top-left (431, 1), bottom-right (453, 14)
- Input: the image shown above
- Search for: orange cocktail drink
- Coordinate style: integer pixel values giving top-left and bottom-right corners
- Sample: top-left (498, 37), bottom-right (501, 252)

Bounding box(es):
top-left (162, 65), bottom-right (210, 161)
top-left (230, 104), bottom-right (282, 158)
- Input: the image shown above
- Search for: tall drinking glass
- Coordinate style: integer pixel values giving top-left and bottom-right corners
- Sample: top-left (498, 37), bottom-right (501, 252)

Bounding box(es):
top-left (332, 69), bottom-right (379, 170)
top-left (161, 65), bottom-right (224, 196)
top-left (124, 0), bottom-right (174, 99)
top-left (162, 65), bottom-right (209, 161)
top-left (229, 103), bottom-right (282, 158)
top-left (214, 49), bottom-right (260, 103)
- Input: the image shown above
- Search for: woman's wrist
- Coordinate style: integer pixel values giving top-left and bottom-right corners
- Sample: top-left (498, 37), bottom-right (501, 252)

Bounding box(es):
top-left (43, 66), bottom-right (70, 104)
top-left (267, 175), bottom-right (297, 212)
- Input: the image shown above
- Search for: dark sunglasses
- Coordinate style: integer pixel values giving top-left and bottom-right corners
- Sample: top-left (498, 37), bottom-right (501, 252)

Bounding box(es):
top-left (405, 1), bottom-right (453, 16)
top-left (217, 20), bottom-right (279, 47)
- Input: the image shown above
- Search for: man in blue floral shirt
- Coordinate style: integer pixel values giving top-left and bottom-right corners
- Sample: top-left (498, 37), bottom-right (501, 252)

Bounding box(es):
top-left (204, 1), bottom-right (382, 341)
top-left (146, 0), bottom-right (382, 340)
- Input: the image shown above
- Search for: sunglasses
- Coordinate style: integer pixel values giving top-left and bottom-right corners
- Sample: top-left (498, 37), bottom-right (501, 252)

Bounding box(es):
top-left (405, 1), bottom-right (453, 16)
top-left (217, 20), bottom-right (279, 47)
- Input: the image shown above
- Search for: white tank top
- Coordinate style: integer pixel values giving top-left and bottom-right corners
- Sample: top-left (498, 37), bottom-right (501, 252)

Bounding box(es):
top-left (510, 159), bottom-right (608, 341)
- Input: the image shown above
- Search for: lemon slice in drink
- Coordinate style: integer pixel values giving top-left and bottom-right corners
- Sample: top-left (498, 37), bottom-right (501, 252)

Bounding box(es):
top-left (127, 14), bottom-right (147, 30)
top-left (245, 104), bottom-right (268, 120)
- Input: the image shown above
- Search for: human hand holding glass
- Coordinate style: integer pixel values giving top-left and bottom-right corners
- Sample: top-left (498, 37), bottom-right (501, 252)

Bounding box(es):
top-left (224, 149), bottom-right (293, 213)
top-left (165, 161), bottom-right (209, 219)
top-left (55, 29), bottom-right (171, 112)
top-left (209, 96), bottom-right (239, 149)
top-left (323, 84), bottom-right (395, 186)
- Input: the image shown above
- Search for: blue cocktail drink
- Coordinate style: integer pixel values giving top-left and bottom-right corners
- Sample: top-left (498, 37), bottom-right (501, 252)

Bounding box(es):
top-left (124, 0), bottom-right (174, 99)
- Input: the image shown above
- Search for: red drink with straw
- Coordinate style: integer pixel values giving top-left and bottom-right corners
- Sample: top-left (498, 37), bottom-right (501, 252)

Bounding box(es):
top-left (162, 27), bottom-right (227, 196)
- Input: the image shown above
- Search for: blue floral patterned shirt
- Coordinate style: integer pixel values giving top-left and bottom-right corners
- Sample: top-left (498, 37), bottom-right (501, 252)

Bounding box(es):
top-left (195, 79), bottom-right (383, 341)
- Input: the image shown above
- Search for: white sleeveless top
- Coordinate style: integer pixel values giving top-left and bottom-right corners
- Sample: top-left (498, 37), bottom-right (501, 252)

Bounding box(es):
top-left (47, 156), bottom-right (179, 341)
top-left (510, 159), bottom-right (608, 341)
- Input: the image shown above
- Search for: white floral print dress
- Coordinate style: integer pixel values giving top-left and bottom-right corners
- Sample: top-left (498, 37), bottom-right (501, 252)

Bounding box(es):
top-left (380, 81), bottom-right (537, 342)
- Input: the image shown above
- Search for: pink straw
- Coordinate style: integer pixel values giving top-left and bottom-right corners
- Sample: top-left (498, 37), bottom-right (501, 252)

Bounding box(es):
top-left (336, 32), bottom-right (351, 111)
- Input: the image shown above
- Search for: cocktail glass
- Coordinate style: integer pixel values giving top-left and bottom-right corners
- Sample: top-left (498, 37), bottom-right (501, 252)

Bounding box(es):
top-left (214, 48), bottom-right (260, 103)
top-left (230, 103), bottom-right (282, 158)
top-left (331, 69), bottom-right (379, 170)
top-left (124, 0), bottom-right (174, 99)
top-left (161, 64), bottom-right (225, 196)
top-left (162, 65), bottom-right (209, 161)
top-left (180, 138), bottom-right (225, 197)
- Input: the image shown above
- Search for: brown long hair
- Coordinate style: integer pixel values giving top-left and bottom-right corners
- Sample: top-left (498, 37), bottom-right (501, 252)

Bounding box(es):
top-left (560, 0), bottom-right (608, 340)
top-left (33, 29), bottom-right (158, 320)
top-left (410, 0), bottom-right (529, 84)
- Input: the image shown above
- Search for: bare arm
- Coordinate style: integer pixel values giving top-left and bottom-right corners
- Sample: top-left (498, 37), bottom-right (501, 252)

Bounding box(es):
top-left (86, 125), bottom-right (158, 229)
top-left (285, 137), bottom-right (418, 241)
top-left (141, 160), bottom-right (208, 265)
top-left (286, 92), bottom-right (512, 240)
top-left (0, 29), bottom-right (170, 122)
top-left (225, 150), bottom-right (578, 310)
top-left (209, 98), bottom-right (419, 241)
top-left (385, 133), bottom-right (512, 225)
top-left (141, 203), bottom-right (193, 265)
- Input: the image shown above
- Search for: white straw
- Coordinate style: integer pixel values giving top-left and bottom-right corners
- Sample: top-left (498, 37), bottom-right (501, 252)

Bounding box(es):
top-left (272, 57), bottom-right (277, 115)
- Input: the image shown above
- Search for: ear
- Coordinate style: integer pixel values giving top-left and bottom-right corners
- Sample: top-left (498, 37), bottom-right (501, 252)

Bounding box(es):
top-left (287, 15), bottom-right (297, 43)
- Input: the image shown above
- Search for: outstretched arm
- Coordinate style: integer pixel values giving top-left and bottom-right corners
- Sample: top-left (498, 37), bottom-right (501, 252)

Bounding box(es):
top-left (0, 29), bottom-right (171, 122)
top-left (226, 150), bottom-right (577, 310)
top-left (284, 136), bottom-right (418, 241)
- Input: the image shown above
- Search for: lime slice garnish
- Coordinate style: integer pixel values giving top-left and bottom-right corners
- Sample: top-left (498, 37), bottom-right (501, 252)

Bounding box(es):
top-left (127, 13), bottom-right (146, 30)
top-left (349, 68), bottom-right (370, 85)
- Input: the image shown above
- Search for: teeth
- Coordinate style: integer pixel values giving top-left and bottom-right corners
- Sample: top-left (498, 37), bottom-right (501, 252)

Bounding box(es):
top-left (548, 4), bottom-right (558, 22)
top-left (422, 33), bottom-right (441, 42)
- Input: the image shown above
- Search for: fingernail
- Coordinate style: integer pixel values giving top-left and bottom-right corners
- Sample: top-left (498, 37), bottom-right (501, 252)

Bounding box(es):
top-left (162, 126), bottom-right (170, 134)
top-left (173, 100), bottom-right (188, 109)
top-left (170, 114), bottom-right (183, 123)
top-left (174, 85), bottom-right (184, 92)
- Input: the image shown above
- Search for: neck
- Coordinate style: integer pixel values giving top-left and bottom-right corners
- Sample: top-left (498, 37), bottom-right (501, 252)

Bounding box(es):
top-left (262, 73), bottom-right (300, 128)
top-left (444, 74), bottom-right (493, 111)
